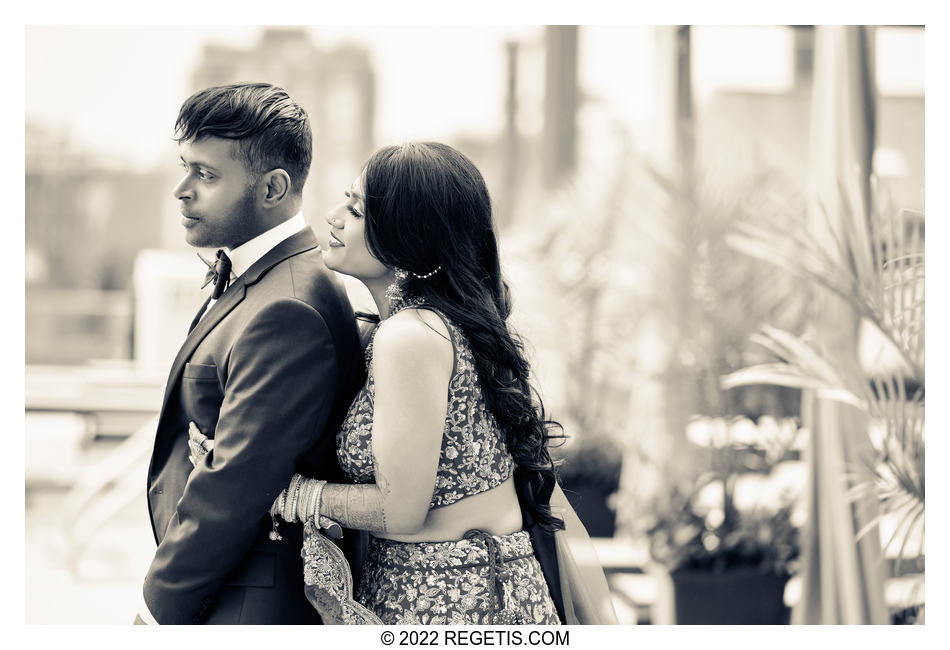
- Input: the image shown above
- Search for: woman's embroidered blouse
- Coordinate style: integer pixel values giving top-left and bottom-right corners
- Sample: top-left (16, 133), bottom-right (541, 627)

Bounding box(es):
top-left (336, 307), bottom-right (515, 508)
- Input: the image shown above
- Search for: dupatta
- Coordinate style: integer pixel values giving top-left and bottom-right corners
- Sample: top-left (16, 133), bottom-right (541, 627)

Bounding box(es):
top-left (518, 471), bottom-right (619, 625)
top-left (550, 484), bottom-right (619, 624)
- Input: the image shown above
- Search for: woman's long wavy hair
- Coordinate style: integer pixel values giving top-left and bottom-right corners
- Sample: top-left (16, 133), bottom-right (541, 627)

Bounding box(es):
top-left (361, 142), bottom-right (564, 533)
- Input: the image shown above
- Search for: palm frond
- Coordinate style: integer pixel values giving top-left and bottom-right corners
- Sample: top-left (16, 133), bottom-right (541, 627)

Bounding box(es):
top-left (724, 366), bottom-right (869, 411)
top-left (724, 184), bottom-right (925, 569)
top-left (744, 326), bottom-right (875, 406)
top-left (728, 199), bottom-right (925, 381)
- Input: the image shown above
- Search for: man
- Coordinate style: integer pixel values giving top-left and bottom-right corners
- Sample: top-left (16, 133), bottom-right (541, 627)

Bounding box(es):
top-left (137, 82), bottom-right (365, 624)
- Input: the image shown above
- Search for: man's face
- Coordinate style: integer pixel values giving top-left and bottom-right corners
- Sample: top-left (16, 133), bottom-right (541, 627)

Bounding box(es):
top-left (173, 137), bottom-right (262, 249)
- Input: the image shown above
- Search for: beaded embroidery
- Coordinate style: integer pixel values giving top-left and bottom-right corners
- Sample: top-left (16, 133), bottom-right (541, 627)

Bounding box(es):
top-left (356, 531), bottom-right (560, 625)
top-left (300, 519), bottom-right (383, 624)
top-left (336, 305), bottom-right (515, 507)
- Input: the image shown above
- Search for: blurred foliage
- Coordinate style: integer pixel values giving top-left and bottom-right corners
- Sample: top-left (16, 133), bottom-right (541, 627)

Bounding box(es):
top-left (552, 432), bottom-right (623, 494)
top-left (523, 129), bottom-right (813, 558)
top-left (512, 129), bottom-right (820, 574)
top-left (529, 135), bottom-right (810, 418)
top-left (646, 160), bottom-right (811, 422)
top-left (723, 176), bottom-right (925, 574)
top-left (634, 155), bottom-right (810, 570)
top-left (646, 481), bottom-right (800, 575)
top-left (637, 415), bottom-right (803, 574)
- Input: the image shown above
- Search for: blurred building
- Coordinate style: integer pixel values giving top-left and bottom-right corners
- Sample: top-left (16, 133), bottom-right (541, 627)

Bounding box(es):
top-left (25, 122), bottom-right (166, 364)
top-left (190, 27), bottom-right (376, 231)
top-left (25, 122), bottom-right (166, 291)
top-left (696, 26), bottom-right (924, 211)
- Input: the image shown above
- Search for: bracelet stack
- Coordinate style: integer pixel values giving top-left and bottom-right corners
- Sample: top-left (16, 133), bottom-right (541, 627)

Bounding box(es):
top-left (271, 476), bottom-right (329, 525)
top-left (284, 474), bottom-right (303, 522)
top-left (267, 476), bottom-right (341, 543)
top-left (291, 477), bottom-right (325, 523)
top-left (308, 479), bottom-right (327, 523)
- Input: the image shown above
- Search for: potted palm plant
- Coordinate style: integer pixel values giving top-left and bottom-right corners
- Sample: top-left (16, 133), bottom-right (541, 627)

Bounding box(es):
top-left (517, 138), bottom-right (814, 622)
top-left (613, 159), bottom-right (814, 624)
top-left (722, 181), bottom-right (925, 622)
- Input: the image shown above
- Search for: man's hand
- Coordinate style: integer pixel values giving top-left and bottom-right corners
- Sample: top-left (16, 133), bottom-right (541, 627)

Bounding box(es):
top-left (187, 421), bottom-right (341, 537)
top-left (188, 421), bottom-right (214, 466)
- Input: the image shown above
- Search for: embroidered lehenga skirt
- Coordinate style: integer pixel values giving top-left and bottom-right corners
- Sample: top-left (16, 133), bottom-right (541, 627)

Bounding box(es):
top-left (355, 530), bottom-right (561, 625)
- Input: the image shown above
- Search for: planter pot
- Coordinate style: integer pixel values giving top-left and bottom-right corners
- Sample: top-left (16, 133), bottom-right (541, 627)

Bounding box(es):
top-left (671, 568), bottom-right (790, 624)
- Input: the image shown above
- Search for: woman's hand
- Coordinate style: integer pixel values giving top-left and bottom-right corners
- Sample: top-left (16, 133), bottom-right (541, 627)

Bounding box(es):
top-left (186, 421), bottom-right (342, 538)
top-left (347, 309), bottom-right (453, 534)
top-left (187, 421), bottom-right (213, 466)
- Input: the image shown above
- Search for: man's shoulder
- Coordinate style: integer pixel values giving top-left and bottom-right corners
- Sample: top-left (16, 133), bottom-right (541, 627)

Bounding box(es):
top-left (250, 248), bottom-right (341, 303)
top-left (241, 249), bottom-right (358, 337)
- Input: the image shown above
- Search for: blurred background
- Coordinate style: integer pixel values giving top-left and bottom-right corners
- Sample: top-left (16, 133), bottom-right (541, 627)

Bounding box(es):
top-left (25, 25), bottom-right (924, 624)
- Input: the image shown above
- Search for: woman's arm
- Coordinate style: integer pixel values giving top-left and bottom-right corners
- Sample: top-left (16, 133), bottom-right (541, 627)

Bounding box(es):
top-left (317, 311), bottom-right (453, 534)
top-left (318, 483), bottom-right (390, 532)
top-left (187, 311), bottom-right (454, 536)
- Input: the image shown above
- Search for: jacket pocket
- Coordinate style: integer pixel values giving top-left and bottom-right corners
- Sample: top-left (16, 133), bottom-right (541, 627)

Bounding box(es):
top-left (183, 362), bottom-right (219, 381)
top-left (181, 363), bottom-right (223, 436)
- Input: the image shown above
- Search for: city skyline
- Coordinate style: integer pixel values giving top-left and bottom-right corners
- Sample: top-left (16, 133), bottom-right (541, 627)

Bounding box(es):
top-left (25, 26), bottom-right (546, 171)
top-left (26, 26), bottom-right (922, 175)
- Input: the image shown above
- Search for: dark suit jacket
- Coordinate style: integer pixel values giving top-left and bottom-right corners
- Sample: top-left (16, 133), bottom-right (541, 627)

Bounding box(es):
top-left (143, 228), bottom-right (365, 624)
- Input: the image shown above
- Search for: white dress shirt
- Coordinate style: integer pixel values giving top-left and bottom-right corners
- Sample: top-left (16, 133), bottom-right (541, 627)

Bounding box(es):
top-left (226, 211), bottom-right (307, 279)
top-left (199, 212), bottom-right (307, 320)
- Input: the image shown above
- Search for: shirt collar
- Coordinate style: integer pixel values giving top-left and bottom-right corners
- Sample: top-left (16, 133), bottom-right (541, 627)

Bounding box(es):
top-left (226, 212), bottom-right (307, 279)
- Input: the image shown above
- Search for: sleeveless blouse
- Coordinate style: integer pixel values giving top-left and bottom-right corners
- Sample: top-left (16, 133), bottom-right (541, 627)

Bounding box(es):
top-left (336, 306), bottom-right (515, 508)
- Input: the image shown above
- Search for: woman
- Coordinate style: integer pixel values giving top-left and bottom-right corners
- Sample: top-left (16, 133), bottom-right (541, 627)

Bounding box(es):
top-left (192, 142), bottom-right (569, 624)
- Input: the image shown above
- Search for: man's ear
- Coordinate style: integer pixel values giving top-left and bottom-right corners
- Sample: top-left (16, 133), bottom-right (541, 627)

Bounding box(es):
top-left (261, 169), bottom-right (292, 206)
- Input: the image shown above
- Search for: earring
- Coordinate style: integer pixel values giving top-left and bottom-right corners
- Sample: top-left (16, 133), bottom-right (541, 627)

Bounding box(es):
top-left (384, 269), bottom-right (409, 304)
top-left (384, 268), bottom-right (426, 314)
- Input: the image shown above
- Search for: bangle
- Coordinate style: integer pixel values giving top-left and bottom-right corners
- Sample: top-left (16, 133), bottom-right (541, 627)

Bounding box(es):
top-left (292, 475), bottom-right (306, 522)
top-left (277, 488), bottom-right (287, 517)
top-left (284, 474), bottom-right (302, 522)
top-left (295, 478), bottom-right (310, 522)
top-left (311, 480), bottom-right (327, 523)
top-left (304, 479), bottom-right (323, 528)
top-left (299, 478), bottom-right (317, 523)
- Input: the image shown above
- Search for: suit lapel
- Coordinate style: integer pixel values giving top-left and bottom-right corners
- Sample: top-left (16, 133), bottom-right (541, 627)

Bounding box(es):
top-left (239, 227), bottom-right (319, 287)
top-left (156, 227), bottom-right (320, 423)
top-left (157, 280), bottom-right (246, 420)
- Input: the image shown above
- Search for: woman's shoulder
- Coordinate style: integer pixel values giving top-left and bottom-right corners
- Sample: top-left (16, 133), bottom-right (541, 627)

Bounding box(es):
top-left (372, 307), bottom-right (454, 370)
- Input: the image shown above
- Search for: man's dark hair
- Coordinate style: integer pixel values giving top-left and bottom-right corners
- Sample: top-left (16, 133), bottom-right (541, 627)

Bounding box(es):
top-left (175, 82), bottom-right (312, 196)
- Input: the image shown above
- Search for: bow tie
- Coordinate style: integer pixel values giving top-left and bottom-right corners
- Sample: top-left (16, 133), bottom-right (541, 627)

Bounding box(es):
top-left (198, 249), bottom-right (233, 299)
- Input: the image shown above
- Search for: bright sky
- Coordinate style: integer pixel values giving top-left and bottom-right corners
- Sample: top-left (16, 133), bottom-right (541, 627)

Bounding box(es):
top-left (25, 26), bottom-right (548, 169)
top-left (23, 24), bottom-right (659, 171)
top-left (25, 24), bottom-right (923, 172)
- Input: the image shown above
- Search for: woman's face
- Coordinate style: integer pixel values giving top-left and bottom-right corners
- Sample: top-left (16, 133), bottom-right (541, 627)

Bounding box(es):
top-left (323, 174), bottom-right (391, 282)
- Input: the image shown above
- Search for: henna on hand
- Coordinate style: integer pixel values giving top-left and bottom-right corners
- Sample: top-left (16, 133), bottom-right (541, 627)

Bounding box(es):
top-left (319, 483), bottom-right (389, 533)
